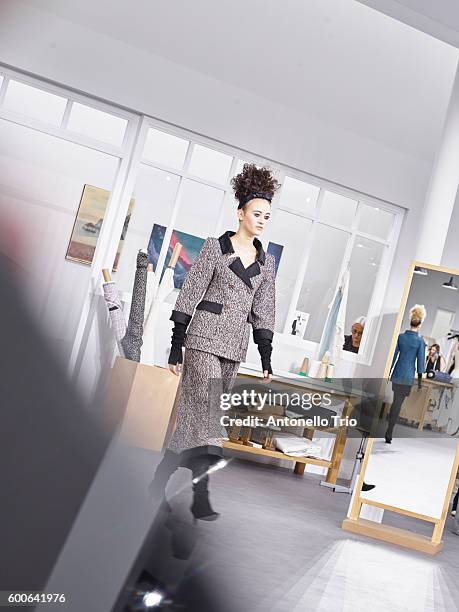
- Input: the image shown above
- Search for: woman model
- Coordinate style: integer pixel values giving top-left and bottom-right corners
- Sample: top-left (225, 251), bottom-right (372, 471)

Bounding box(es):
top-left (386, 304), bottom-right (427, 443)
top-left (150, 163), bottom-right (279, 521)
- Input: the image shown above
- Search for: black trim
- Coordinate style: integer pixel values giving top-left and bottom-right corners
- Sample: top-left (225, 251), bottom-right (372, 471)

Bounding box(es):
top-left (218, 230), bottom-right (265, 265)
top-left (170, 310), bottom-right (192, 326)
top-left (246, 261), bottom-right (261, 278)
top-left (108, 306), bottom-right (119, 311)
top-left (196, 300), bottom-right (223, 314)
top-left (253, 328), bottom-right (274, 342)
top-left (229, 258), bottom-right (253, 289)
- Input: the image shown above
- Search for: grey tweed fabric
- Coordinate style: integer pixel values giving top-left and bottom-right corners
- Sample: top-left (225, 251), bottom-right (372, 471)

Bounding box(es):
top-left (102, 282), bottom-right (127, 343)
top-left (121, 250), bottom-right (148, 362)
top-left (171, 232), bottom-right (276, 362)
top-left (167, 347), bottom-right (240, 453)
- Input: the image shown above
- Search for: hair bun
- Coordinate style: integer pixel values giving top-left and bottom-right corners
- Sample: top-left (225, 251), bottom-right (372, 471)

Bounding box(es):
top-left (409, 304), bottom-right (426, 324)
top-left (231, 163), bottom-right (280, 207)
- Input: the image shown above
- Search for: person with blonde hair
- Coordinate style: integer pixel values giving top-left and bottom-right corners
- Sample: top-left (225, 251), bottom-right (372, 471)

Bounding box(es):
top-left (386, 304), bottom-right (427, 443)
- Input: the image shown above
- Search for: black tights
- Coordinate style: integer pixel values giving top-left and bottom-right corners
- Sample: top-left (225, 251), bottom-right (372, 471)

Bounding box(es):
top-left (386, 384), bottom-right (411, 441)
top-left (150, 449), bottom-right (218, 503)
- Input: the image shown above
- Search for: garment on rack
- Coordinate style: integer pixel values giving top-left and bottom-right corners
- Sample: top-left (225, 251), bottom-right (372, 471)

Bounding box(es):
top-left (102, 281), bottom-right (127, 350)
top-left (121, 250), bottom-right (148, 361)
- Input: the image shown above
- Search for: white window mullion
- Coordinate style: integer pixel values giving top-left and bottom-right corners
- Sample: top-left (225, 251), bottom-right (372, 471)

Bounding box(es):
top-left (60, 99), bottom-right (73, 130)
top-left (0, 75), bottom-right (9, 107)
top-left (152, 140), bottom-right (195, 296)
top-left (282, 214), bottom-right (318, 334)
top-left (363, 209), bottom-right (405, 364)
top-left (68, 114), bottom-right (146, 376)
top-left (214, 156), bottom-right (238, 235)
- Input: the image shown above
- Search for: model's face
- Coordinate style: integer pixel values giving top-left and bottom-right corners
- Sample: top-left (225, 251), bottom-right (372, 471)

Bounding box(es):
top-left (238, 198), bottom-right (271, 235)
top-left (429, 346), bottom-right (438, 357)
top-left (351, 323), bottom-right (364, 346)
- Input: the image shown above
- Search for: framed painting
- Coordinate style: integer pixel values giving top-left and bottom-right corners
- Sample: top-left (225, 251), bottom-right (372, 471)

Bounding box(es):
top-left (147, 224), bottom-right (205, 290)
top-left (66, 184), bottom-right (135, 270)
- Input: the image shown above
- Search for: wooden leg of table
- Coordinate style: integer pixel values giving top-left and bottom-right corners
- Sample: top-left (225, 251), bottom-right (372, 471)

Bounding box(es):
top-left (294, 462), bottom-right (306, 475)
top-left (325, 430), bottom-right (346, 484)
top-left (418, 387), bottom-right (431, 431)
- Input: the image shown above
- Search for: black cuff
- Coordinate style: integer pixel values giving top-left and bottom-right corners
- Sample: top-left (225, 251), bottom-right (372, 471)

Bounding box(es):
top-left (170, 310), bottom-right (192, 326)
top-left (168, 322), bottom-right (187, 365)
top-left (168, 345), bottom-right (183, 365)
top-left (255, 337), bottom-right (273, 374)
top-left (253, 328), bottom-right (274, 342)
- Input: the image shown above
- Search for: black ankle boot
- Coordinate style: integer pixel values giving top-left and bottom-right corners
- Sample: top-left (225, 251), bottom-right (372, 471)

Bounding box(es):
top-left (362, 482), bottom-right (375, 492)
top-left (191, 482), bottom-right (219, 521)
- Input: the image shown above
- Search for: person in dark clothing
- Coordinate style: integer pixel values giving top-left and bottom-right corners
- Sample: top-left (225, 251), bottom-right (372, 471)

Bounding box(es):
top-left (425, 343), bottom-right (445, 374)
top-left (343, 317), bottom-right (366, 354)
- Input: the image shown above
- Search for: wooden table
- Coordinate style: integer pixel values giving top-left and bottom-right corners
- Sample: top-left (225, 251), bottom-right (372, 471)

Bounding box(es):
top-left (222, 371), bottom-right (367, 485)
top-left (399, 378), bottom-right (454, 431)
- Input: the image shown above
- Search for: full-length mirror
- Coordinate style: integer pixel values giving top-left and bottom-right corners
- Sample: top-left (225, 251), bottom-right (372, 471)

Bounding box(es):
top-left (345, 262), bottom-right (459, 553)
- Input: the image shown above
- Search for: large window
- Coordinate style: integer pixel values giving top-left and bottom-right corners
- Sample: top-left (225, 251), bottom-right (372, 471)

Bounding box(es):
top-left (116, 120), bottom-right (402, 363)
top-left (0, 67), bottom-right (403, 371)
top-left (0, 68), bottom-right (138, 365)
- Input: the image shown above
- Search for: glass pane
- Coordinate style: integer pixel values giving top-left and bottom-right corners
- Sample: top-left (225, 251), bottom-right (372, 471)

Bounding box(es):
top-left (0, 119), bottom-right (119, 360)
top-left (3, 80), bottom-right (67, 126)
top-left (143, 128), bottom-right (189, 169)
top-left (266, 210), bottom-right (313, 333)
top-left (0, 75), bottom-right (4, 92)
top-left (218, 193), bottom-right (241, 236)
top-left (68, 102), bottom-right (127, 146)
top-left (114, 165), bottom-right (181, 293)
top-left (345, 237), bottom-right (386, 337)
top-left (278, 176), bottom-right (319, 216)
top-left (358, 204), bottom-right (394, 240)
top-left (175, 179), bottom-right (224, 237)
top-left (320, 191), bottom-right (357, 227)
top-left (297, 224), bottom-right (350, 342)
top-left (188, 144), bottom-right (232, 185)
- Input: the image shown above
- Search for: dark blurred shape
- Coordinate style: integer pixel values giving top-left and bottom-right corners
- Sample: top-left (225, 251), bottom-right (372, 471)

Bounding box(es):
top-left (0, 250), bottom-right (237, 612)
top-left (0, 252), bottom-right (114, 594)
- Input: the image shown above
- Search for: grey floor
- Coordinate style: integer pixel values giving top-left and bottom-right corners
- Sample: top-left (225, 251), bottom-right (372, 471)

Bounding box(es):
top-left (159, 457), bottom-right (459, 612)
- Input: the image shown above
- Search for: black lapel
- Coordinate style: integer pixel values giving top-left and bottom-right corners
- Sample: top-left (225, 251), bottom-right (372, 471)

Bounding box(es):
top-left (218, 230), bottom-right (266, 265)
top-left (246, 261), bottom-right (261, 278)
top-left (229, 258), bottom-right (253, 289)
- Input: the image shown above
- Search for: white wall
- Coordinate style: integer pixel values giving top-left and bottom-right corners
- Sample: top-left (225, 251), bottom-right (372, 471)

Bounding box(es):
top-left (442, 187), bottom-right (459, 270)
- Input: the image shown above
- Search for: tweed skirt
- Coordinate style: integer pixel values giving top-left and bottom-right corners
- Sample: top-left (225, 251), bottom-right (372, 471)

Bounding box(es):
top-left (167, 348), bottom-right (240, 456)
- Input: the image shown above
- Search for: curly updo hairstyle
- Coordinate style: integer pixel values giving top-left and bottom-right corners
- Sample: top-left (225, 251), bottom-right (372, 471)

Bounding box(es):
top-left (409, 304), bottom-right (426, 328)
top-left (230, 163), bottom-right (280, 209)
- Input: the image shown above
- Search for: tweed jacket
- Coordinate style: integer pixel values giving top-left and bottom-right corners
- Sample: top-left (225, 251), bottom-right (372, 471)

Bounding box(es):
top-left (170, 230), bottom-right (276, 362)
top-left (390, 330), bottom-right (426, 385)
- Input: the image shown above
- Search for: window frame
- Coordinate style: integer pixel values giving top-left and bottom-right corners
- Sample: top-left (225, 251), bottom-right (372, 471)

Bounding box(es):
top-left (0, 65), bottom-right (405, 371)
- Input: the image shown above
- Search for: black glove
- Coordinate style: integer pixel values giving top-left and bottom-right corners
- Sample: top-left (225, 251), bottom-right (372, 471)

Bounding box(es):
top-left (168, 322), bottom-right (187, 365)
top-left (256, 338), bottom-right (273, 375)
top-left (253, 329), bottom-right (273, 375)
top-left (417, 373), bottom-right (423, 391)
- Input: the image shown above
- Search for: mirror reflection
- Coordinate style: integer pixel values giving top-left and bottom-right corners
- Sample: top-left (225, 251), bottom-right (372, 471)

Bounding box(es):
top-left (360, 265), bottom-right (459, 521)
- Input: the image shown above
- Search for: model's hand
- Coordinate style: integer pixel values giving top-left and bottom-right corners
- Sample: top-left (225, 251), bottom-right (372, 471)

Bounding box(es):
top-left (263, 370), bottom-right (272, 382)
top-left (169, 363), bottom-right (181, 376)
